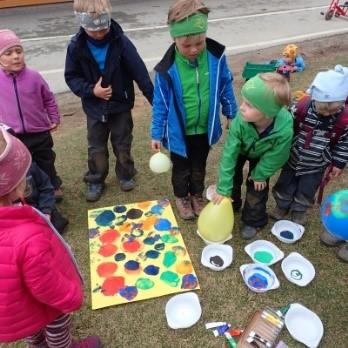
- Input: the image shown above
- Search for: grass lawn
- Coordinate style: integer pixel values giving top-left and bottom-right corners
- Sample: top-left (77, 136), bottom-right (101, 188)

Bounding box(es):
top-left (3, 35), bottom-right (348, 348)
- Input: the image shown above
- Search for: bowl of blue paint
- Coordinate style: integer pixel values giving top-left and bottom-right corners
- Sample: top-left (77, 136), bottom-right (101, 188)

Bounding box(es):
top-left (271, 220), bottom-right (305, 244)
top-left (240, 263), bottom-right (280, 293)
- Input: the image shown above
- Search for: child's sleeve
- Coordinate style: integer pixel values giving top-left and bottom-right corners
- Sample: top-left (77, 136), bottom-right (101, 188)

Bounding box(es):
top-left (295, 55), bottom-right (305, 72)
top-left (216, 117), bottom-right (242, 196)
top-left (151, 73), bottom-right (169, 141)
top-left (64, 44), bottom-right (95, 98)
top-left (21, 232), bottom-right (83, 313)
top-left (121, 36), bottom-right (154, 105)
top-left (251, 122), bottom-right (294, 181)
top-left (332, 129), bottom-right (348, 169)
top-left (38, 73), bottom-right (60, 125)
top-left (220, 56), bottom-right (238, 118)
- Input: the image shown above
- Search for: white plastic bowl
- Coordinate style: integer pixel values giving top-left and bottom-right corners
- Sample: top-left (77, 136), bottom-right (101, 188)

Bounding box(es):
top-left (244, 240), bottom-right (284, 266)
top-left (165, 292), bottom-right (202, 329)
top-left (281, 252), bottom-right (315, 287)
top-left (271, 220), bottom-right (305, 244)
top-left (201, 244), bottom-right (233, 271)
top-left (285, 303), bottom-right (324, 348)
top-left (240, 263), bottom-right (280, 293)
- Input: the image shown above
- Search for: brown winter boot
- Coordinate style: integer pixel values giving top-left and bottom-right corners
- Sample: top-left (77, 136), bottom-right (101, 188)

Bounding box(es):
top-left (191, 194), bottom-right (206, 216)
top-left (269, 206), bottom-right (288, 220)
top-left (175, 196), bottom-right (195, 220)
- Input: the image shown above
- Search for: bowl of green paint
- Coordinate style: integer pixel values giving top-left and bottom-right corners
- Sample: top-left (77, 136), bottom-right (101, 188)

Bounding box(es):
top-left (271, 220), bottom-right (305, 244)
top-left (245, 240), bottom-right (284, 266)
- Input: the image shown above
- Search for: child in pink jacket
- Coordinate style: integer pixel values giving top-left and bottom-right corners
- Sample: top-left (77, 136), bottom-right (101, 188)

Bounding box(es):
top-left (0, 29), bottom-right (63, 201)
top-left (0, 128), bottom-right (100, 347)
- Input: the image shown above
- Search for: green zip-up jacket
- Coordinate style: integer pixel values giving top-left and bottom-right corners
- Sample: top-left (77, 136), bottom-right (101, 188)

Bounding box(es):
top-left (217, 109), bottom-right (293, 196)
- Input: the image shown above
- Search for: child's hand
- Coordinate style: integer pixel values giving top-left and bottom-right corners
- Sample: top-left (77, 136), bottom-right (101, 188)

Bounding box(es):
top-left (253, 180), bottom-right (267, 191)
top-left (329, 166), bottom-right (343, 179)
top-left (50, 123), bottom-right (58, 132)
top-left (211, 192), bottom-right (227, 205)
top-left (93, 77), bottom-right (112, 100)
top-left (151, 140), bottom-right (161, 151)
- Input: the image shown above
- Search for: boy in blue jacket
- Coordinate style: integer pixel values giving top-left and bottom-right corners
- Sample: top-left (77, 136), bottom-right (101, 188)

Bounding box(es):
top-left (151, 0), bottom-right (237, 220)
top-left (65, 0), bottom-right (153, 202)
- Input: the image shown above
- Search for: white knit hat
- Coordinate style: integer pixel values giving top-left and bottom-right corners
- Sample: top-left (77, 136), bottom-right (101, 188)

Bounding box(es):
top-left (309, 65), bottom-right (348, 102)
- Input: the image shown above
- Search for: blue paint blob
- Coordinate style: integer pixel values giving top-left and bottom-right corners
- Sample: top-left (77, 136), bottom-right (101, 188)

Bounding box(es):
top-left (95, 210), bottom-right (115, 226)
top-left (89, 228), bottom-right (99, 239)
top-left (280, 230), bottom-right (294, 239)
top-left (181, 274), bottom-right (198, 289)
top-left (247, 273), bottom-right (268, 289)
top-left (151, 204), bottom-right (164, 215)
top-left (154, 218), bottom-right (172, 231)
top-left (114, 205), bottom-right (127, 213)
top-left (145, 250), bottom-right (160, 259)
top-left (144, 265), bottom-right (160, 276)
top-left (124, 260), bottom-right (140, 271)
top-left (119, 286), bottom-right (138, 301)
top-left (114, 215), bottom-right (127, 225)
top-left (114, 253), bottom-right (126, 262)
top-left (154, 243), bottom-right (165, 251)
top-left (126, 208), bottom-right (143, 219)
top-left (143, 237), bottom-right (155, 245)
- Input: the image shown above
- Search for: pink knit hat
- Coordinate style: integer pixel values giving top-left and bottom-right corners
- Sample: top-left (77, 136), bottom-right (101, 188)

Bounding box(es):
top-left (0, 29), bottom-right (21, 57)
top-left (0, 127), bottom-right (31, 197)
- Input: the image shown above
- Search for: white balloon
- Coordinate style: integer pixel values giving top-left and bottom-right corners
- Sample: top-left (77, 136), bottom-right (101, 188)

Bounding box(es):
top-left (149, 152), bottom-right (171, 174)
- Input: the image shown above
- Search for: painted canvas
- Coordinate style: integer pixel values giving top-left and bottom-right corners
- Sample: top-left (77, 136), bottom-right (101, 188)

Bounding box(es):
top-left (88, 199), bottom-right (200, 309)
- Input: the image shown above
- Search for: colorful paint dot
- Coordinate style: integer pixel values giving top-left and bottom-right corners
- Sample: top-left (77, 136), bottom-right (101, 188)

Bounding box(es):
top-left (154, 218), bottom-right (172, 231)
top-left (124, 260), bottom-right (140, 271)
top-left (136, 278), bottom-right (155, 290)
top-left (254, 251), bottom-right (274, 264)
top-left (151, 204), bottom-right (164, 215)
top-left (154, 243), bottom-right (165, 251)
top-left (247, 273), bottom-right (268, 289)
top-left (144, 265), bottom-right (160, 276)
top-left (158, 199), bottom-right (170, 207)
top-left (114, 253), bottom-right (126, 262)
top-left (114, 215), bottom-right (127, 225)
top-left (176, 260), bottom-right (193, 274)
top-left (122, 240), bottom-right (142, 253)
top-left (97, 262), bottom-right (118, 277)
top-left (160, 271), bottom-right (180, 287)
top-left (89, 228), bottom-right (99, 239)
top-left (161, 234), bottom-right (179, 244)
top-left (114, 205), bottom-right (127, 213)
top-left (172, 245), bottom-right (186, 256)
top-left (181, 274), bottom-right (198, 289)
top-left (119, 286), bottom-right (138, 301)
top-left (145, 250), bottom-right (160, 259)
top-left (137, 201), bottom-right (152, 209)
top-left (280, 230), bottom-right (294, 239)
top-left (98, 244), bottom-right (117, 257)
top-left (163, 251), bottom-right (177, 268)
top-left (101, 276), bottom-right (125, 296)
top-left (99, 229), bottom-right (120, 243)
top-left (95, 210), bottom-right (115, 226)
top-left (142, 216), bottom-right (158, 230)
top-left (143, 237), bottom-right (155, 245)
top-left (131, 229), bottom-right (144, 238)
top-left (126, 208), bottom-right (143, 219)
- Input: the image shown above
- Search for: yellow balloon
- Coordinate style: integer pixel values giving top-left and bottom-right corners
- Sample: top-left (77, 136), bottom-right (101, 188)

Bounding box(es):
top-left (149, 152), bottom-right (171, 174)
top-left (197, 198), bottom-right (234, 243)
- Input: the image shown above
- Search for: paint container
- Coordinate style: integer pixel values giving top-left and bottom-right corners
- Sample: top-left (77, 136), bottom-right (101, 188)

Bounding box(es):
top-left (271, 220), bottom-right (305, 244)
top-left (201, 244), bottom-right (233, 271)
top-left (244, 240), bottom-right (284, 266)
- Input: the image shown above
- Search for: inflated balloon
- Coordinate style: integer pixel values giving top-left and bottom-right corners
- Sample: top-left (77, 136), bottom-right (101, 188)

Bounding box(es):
top-left (197, 198), bottom-right (234, 243)
top-left (320, 189), bottom-right (348, 240)
top-left (149, 152), bottom-right (171, 174)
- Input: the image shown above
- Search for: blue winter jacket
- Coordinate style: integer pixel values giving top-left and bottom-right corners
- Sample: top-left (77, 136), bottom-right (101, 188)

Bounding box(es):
top-left (276, 55), bottom-right (305, 72)
top-left (151, 38), bottom-right (238, 157)
top-left (65, 20), bottom-right (153, 121)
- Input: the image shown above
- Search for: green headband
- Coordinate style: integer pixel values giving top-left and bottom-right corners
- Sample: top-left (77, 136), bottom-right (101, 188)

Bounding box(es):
top-left (241, 75), bottom-right (283, 118)
top-left (169, 13), bottom-right (208, 38)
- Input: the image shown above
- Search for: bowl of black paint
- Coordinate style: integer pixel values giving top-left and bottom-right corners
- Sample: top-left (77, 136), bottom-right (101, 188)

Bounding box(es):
top-left (271, 220), bottom-right (305, 244)
top-left (201, 244), bottom-right (233, 271)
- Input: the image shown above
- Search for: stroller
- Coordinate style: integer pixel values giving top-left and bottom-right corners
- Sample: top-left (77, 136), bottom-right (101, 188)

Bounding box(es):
top-left (322, 0), bottom-right (348, 20)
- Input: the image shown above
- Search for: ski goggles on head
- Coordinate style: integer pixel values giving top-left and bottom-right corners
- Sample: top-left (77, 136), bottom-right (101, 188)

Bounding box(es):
top-left (75, 11), bottom-right (111, 31)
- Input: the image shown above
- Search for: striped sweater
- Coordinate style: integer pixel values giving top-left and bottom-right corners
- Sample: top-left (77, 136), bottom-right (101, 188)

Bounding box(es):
top-left (289, 101), bottom-right (348, 175)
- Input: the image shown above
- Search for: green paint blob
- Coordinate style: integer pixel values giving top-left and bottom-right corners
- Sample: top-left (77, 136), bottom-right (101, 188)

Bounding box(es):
top-left (160, 271), bottom-right (180, 287)
top-left (136, 278), bottom-right (154, 290)
top-left (254, 250), bottom-right (274, 264)
top-left (161, 234), bottom-right (179, 244)
top-left (163, 251), bottom-right (177, 268)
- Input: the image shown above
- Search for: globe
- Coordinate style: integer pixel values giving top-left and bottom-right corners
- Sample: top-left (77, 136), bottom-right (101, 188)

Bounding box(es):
top-left (320, 189), bottom-right (348, 241)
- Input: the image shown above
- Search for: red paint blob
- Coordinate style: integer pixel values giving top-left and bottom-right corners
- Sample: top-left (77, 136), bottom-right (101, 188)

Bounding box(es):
top-left (99, 229), bottom-right (120, 243)
top-left (97, 262), bottom-right (118, 277)
top-left (122, 240), bottom-right (141, 253)
top-left (98, 244), bottom-right (118, 257)
top-left (101, 276), bottom-right (125, 296)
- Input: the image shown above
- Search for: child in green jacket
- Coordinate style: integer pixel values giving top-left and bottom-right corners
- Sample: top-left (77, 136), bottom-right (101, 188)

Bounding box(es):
top-left (212, 73), bottom-right (293, 239)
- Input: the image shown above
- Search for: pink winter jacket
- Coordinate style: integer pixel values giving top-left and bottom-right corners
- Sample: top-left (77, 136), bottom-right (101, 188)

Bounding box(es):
top-left (0, 67), bottom-right (60, 134)
top-left (0, 205), bottom-right (83, 343)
